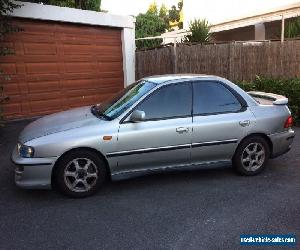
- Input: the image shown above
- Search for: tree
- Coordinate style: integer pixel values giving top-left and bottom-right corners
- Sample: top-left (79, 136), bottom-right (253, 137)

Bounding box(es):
top-left (135, 1), bottom-right (186, 49)
top-left (19, 0), bottom-right (102, 11)
top-left (168, 1), bottom-right (183, 30)
top-left (169, 5), bottom-right (180, 23)
top-left (184, 19), bottom-right (211, 43)
top-left (147, 1), bottom-right (158, 15)
top-left (178, 0), bottom-right (183, 11)
top-left (159, 4), bottom-right (167, 18)
top-left (135, 12), bottom-right (167, 49)
top-left (159, 4), bottom-right (169, 29)
top-left (285, 17), bottom-right (300, 38)
top-left (0, 0), bottom-right (21, 124)
top-left (75, 0), bottom-right (101, 11)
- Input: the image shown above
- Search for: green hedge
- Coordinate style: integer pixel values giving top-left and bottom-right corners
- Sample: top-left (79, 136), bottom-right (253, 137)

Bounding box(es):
top-left (237, 76), bottom-right (300, 125)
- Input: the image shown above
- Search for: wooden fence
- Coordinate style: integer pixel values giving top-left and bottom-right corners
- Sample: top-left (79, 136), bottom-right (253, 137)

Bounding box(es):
top-left (136, 40), bottom-right (300, 81)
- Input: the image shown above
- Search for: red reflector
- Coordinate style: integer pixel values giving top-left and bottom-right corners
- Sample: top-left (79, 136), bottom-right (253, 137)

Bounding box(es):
top-left (284, 116), bottom-right (293, 128)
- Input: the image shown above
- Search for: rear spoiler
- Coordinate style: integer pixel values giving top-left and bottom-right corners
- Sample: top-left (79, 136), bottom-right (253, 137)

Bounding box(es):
top-left (248, 91), bottom-right (288, 105)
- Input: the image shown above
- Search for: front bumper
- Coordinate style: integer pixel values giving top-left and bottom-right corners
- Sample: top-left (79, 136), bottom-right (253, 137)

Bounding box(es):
top-left (269, 129), bottom-right (295, 158)
top-left (11, 146), bottom-right (56, 189)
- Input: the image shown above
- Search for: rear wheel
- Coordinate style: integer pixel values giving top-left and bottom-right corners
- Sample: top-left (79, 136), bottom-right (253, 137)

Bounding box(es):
top-left (54, 149), bottom-right (107, 198)
top-left (233, 136), bottom-right (270, 175)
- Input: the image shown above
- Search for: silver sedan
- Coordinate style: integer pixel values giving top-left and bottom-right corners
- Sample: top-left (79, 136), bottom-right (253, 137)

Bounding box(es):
top-left (11, 75), bottom-right (295, 197)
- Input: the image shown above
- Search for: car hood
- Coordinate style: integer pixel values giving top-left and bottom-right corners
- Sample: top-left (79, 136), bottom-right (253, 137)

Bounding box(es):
top-left (19, 106), bottom-right (100, 143)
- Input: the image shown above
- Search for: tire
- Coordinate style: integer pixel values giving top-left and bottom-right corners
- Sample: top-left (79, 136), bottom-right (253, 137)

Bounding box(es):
top-left (233, 136), bottom-right (270, 176)
top-left (54, 149), bottom-right (107, 198)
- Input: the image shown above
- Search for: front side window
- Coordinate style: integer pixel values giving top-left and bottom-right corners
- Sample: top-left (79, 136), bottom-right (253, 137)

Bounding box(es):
top-left (193, 81), bottom-right (242, 115)
top-left (135, 82), bottom-right (192, 120)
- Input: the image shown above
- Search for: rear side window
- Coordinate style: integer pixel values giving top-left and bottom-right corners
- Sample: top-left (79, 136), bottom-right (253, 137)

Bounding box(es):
top-left (136, 82), bottom-right (192, 120)
top-left (193, 81), bottom-right (242, 115)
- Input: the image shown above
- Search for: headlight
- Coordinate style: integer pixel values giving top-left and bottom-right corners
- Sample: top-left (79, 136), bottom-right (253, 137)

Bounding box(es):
top-left (17, 143), bottom-right (34, 158)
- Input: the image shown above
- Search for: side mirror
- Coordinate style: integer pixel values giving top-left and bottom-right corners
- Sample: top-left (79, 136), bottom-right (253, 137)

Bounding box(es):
top-left (129, 110), bottom-right (145, 122)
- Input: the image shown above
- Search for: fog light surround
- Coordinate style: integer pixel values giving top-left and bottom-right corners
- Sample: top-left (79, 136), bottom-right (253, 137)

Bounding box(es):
top-left (15, 165), bottom-right (24, 176)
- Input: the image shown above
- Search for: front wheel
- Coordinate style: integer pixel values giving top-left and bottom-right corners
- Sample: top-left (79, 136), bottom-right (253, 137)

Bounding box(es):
top-left (54, 150), bottom-right (107, 198)
top-left (233, 136), bottom-right (270, 176)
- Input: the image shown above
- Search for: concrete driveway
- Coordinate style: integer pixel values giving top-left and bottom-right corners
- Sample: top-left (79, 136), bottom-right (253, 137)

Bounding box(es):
top-left (0, 121), bottom-right (299, 249)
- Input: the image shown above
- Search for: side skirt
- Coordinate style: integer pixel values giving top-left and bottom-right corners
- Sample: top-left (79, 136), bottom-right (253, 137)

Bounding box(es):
top-left (111, 160), bottom-right (232, 181)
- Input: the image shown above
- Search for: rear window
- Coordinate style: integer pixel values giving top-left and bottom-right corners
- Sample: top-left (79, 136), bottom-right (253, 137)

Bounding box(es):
top-left (193, 81), bottom-right (242, 115)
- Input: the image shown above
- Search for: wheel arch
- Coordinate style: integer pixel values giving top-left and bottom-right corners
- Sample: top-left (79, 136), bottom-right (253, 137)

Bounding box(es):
top-left (234, 133), bottom-right (273, 157)
top-left (51, 147), bottom-right (111, 186)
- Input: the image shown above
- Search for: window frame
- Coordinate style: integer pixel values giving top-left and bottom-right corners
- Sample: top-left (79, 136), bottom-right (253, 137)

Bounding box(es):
top-left (192, 80), bottom-right (248, 117)
top-left (120, 81), bottom-right (193, 124)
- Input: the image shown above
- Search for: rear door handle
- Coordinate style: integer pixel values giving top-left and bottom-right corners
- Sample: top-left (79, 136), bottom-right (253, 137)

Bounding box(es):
top-left (239, 120), bottom-right (250, 127)
top-left (176, 127), bottom-right (189, 133)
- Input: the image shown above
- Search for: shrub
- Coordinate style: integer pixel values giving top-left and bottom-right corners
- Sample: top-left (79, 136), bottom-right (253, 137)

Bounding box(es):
top-left (285, 16), bottom-right (300, 38)
top-left (135, 12), bottom-right (167, 49)
top-left (237, 76), bottom-right (300, 125)
top-left (184, 19), bottom-right (211, 43)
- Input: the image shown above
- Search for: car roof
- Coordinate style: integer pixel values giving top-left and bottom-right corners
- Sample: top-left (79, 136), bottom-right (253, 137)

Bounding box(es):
top-left (142, 74), bottom-right (219, 84)
top-left (140, 74), bottom-right (258, 108)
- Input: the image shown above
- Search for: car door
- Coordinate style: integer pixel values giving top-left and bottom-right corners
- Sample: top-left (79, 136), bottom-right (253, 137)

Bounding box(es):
top-left (114, 82), bottom-right (193, 174)
top-left (191, 80), bottom-right (255, 165)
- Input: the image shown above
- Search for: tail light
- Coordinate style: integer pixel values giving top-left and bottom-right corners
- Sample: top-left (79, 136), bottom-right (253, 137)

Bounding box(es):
top-left (284, 115), bottom-right (293, 128)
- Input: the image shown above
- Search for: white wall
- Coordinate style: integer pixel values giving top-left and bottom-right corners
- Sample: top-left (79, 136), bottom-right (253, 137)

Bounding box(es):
top-left (122, 28), bottom-right (136, 86)
top-left (11, 1), bottom-right (136, 86)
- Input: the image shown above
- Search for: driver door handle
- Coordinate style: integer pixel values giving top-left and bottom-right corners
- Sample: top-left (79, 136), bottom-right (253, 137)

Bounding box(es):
top-left (176, 127), bottom-right (189, 133)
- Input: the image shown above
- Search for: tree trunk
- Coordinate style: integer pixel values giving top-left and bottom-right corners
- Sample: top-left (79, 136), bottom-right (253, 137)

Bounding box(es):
top-left (74, 0), bottom-right (81, 9)
top-left (81, 0), bottom-right (87, 10)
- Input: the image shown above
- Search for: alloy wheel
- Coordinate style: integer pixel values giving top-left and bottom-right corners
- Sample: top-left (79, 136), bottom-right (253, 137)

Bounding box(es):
top-left (64, 158), bottom-right (98, 193)
top-left (241, 142), bottom-right (265, 172)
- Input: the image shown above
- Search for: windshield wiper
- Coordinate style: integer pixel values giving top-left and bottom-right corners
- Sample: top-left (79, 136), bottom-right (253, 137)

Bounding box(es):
top-left (91, 106), bottom-right (112, 121)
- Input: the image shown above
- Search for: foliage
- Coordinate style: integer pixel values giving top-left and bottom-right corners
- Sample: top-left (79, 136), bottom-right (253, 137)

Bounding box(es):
top-left (158, 3), bottom-right (169, 28)
top-left (19, 0), bottom-right (101, 11)
top-left (237, 76), bottom-right (300, 125)
top-left (0, 0), bottom-right (20, 13)
top-left (285, 16), bottom-right (300, 38)
top-left (136, 1), bottom-right (185, 49)
top-left (135, 12), bottom-right (167, 49)
top-left (168, 0), bottom-right (183, 29)
top-left (169, 5), bottom-right (180, 22)
top-left (0, 0), bottom-right (21, 63)
top-left (0, 0), bottom-right (21, 124)
top-left (178, 0), bottom-right (183, 11)
top-left (147, 1), bottom-right (158, 15)
top-left (169, 0), bottom-right (183, 22)
top-left (0, 0), bottom-right (21, 45)
top-left (178, 21), bottom-right (183, 29)
top-left (81, 0), bottom-right (101, 11)
top-left (184, 19), bottom-right (211, 43)
top-left (159, 3), bottom-right (167, 17)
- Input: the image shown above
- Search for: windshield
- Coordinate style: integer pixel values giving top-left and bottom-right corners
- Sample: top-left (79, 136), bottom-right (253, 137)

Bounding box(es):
top-left (92, 80), bottom-right (156, 120)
